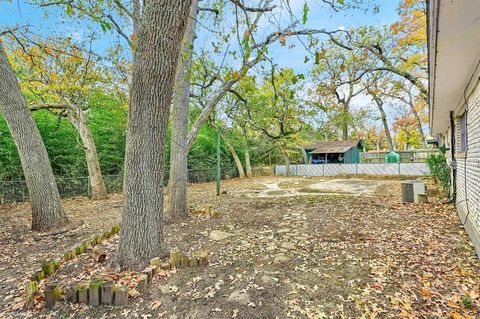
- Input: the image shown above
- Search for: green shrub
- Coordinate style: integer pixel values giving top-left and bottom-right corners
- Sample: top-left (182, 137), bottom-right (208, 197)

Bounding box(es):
top-left (427, 145), bottom-right (451, 197)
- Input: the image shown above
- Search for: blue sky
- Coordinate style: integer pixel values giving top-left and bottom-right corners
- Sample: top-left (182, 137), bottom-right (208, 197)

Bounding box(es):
top-left (193, 1), bottom-right (401, 74)
top-left (0, 0), bottom-right (404, 129)
top-left (0, 0), bottom-right (400, 67)
top-left (253, 1), bottom-right (400, 73)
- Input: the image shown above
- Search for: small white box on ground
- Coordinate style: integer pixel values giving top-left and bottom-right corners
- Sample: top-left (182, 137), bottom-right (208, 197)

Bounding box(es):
top-left (401, 180), bottom-right (427, 203)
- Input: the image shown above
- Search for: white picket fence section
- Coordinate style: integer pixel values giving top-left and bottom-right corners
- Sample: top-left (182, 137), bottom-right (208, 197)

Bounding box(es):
top-left (275, 163), bottom-right (429, 177)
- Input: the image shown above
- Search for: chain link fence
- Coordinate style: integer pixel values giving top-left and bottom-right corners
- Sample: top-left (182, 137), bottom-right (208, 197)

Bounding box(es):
top-left (274, 163), bottom-right (429, 177)
top-left (0, 167), bottom-right (241, 204)
top-left (252, 166), bottom-right (274, 176)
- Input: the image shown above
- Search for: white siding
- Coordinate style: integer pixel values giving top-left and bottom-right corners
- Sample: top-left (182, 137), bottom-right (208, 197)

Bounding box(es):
top-left (454, 81), bottom-right (480, 255)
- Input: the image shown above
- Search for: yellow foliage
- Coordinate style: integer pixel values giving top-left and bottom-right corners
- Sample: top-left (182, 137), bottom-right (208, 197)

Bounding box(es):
top-left (6, 36), bottom-right (115, 107)
top-left (391, 0), bottom-right (426, 48)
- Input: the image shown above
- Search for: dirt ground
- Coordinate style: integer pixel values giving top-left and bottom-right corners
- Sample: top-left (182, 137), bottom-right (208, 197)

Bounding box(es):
top-left (1, 176), bottom-right (479, 318)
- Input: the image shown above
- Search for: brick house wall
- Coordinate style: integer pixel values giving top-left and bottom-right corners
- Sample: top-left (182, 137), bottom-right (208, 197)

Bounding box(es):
top-left (448, 81), bottom-right (480, 255)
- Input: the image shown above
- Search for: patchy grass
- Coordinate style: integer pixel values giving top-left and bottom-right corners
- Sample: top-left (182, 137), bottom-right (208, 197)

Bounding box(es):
top-left (0, 177), bottom-right (479, 318)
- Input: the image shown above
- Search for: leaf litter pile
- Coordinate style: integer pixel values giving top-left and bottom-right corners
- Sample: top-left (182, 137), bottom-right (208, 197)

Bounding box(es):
top-left (0, 176), bottom-right (479, 318)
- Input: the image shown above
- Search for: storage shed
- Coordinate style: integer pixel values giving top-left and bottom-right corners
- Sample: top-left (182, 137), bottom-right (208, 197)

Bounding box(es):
top-left (303, 140), bottom-right (363, 164)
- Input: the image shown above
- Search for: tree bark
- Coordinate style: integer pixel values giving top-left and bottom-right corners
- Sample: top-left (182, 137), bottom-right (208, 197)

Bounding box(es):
top-left (68, 108), bottom-right (108, 199)
top-left (116, 0), bottom-right (192, 270)
top-left (370, 93), bottom-right (395, 152)
top-left (336, 83), bottom-right (355, 141)
top-left (30, 103), bottom-right (108, 199)
top-left (407, 94), bottom-right (427, 148)
top-left (185, 80), bottom-right (238, 151)
top-left (221, 132), bottom-right (245, 179)
top-left (165, 0), bottom-right (199, 222)
top-left (298, 147), bottom-right (308, 164)
top-left (0, 44), bottom-right (67, 231)
top-left (412, 109), bottom-right (427, 148)
top-left (341, 101), bottom-right (349, 140)
top-left (241, 126), bottom-right (252, 178)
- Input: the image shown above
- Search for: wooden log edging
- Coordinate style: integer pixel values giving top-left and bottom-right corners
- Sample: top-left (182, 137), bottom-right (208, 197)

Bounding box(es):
top-left (31, 224), bottom-right (121, 282)
top-left (25, 281), bottom-right (38, 310)
top-left (44, 283), bottom-right (61, 308)
top-left (25, 224), bottom-right (121, 309)
top-left (55, 249), bottom-right (210, 307)
top-left (169, 249), bottom-right (209, 269)
top-left (59, 279), bottom-right (129, 308)
top-left (27, 227), bottom-right (210, 309)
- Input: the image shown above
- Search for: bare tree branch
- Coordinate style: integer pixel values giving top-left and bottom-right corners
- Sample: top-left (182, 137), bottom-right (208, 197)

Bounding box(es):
top-left (0, 26), bottom-right (22, 37)
top-left (30, 103), bottom-right (74, 111)
top-left (105, 14), bottom-right (134, 48)
top-left (230, 0), bottom-right (276, 12)
top-left (198, 6), bottom-right (219, 14)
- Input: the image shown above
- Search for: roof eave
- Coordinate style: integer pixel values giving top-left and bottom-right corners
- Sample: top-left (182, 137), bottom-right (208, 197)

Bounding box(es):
top-left (427, 0), bottom-right (439, 135)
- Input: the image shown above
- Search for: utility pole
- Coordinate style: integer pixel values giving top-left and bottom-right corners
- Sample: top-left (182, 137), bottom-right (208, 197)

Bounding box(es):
top-left (216, 127), bottom-right (221, 196)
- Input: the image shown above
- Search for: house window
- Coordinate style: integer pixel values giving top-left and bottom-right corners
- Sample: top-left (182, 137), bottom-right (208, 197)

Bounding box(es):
top-left (460, 112), bottom-right (468, 152)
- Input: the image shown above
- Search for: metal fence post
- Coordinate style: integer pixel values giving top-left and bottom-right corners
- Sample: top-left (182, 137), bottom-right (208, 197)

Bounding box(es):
top-left (355, 162), bottom-right (358, 175)
top-left (322, 163), bottom-right (325, 177)
top-left (398, 162), bottom-right (401, 175)
top-left (216, 127), bottom-right (221, 196)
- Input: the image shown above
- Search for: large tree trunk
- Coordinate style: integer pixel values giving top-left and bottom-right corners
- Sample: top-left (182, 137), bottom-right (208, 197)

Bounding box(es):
top-left (342, 123), bottom-right (348, 141)
top-left (242, 126), bottom-right (252, 178)
top-left (339, 85), bottom-right (353, 141)
top-left (165, 0), bottom-right (199, 222)
top-left (30, 103), bottom-right (108, 199)
top-left (221, 132), bottom-right (245, 179)
top-left (68, 108), bottom-right (108, 199)
top-left (0, 44), bottom-right (67, 231)
top-left (372, 95), bottom-right (395, 152)
top-left (298, 147), bottom-right (308, 164)
top-left (244, 143), bottom-right (252, 178)
top-left (116, 0), bottom-right (192, 270)
top-left (341, 101), bottom-right (349, 140)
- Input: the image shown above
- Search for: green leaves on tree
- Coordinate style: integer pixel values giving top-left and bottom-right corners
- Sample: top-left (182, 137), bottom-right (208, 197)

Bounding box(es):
top-left (302, 2), bottom-right (309, 25)
top-left (100, 21), bottom-right (113, 32)
top-left (66, 4), bottom-right (74, 16)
